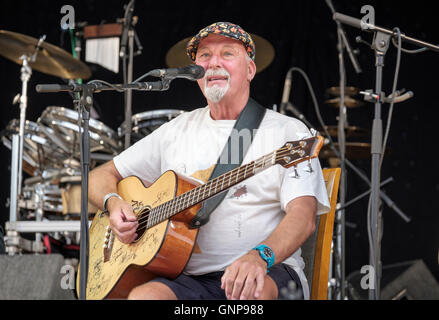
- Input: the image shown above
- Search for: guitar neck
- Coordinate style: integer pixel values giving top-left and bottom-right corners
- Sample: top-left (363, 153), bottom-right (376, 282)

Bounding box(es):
top-left (145, 135), bottom-right (323, 228)
top-left (147, 151), bottom-right (277, 228)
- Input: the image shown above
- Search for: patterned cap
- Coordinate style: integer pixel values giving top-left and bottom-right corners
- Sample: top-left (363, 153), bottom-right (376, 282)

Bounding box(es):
top-left (186, 22), bottom-right (255, 62)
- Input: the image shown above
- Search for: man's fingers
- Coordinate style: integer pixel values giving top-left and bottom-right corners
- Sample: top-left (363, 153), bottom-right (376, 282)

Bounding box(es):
top-left (253, 271), bottom-right (265, 299)
top-left (239, 274), bottom-right (257, 300)
top-left (113, 228), bottom-right (137, 244)
top-left (231, 269), bottom-right (248, 300)
top-left (121, 204), bottom-right (137, 222)
top-left (222, 267), bottom-right (238, 299)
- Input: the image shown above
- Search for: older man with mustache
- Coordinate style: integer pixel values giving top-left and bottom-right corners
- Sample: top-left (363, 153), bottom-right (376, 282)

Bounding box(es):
top-left (88, 22), bottom-right (330, 300)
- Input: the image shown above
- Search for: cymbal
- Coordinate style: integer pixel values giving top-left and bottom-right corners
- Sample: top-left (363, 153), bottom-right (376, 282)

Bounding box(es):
top-left (321, 125), bottom-right (369, 138)
top-left (320, 142), bottom-right (371, 160)
top-left (325, 96), bottom-right (365, 108)
top-left (0, 30), bottom-right (91, 79)
top-left (165, 34), bottom-right (275, 73)
top-left (326, 86), bottom-right (360, 97)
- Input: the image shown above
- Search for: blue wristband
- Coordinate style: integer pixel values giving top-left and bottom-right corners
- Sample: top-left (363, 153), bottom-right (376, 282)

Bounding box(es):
top-left (253, 244), bottom-right (275, 270)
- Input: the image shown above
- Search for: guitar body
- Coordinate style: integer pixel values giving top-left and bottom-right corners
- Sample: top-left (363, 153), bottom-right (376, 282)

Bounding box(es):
top-left (77, 170), bottom-right (201, 300)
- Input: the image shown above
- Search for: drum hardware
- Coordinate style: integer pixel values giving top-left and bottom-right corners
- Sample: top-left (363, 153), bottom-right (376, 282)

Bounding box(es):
top-left (118, 109), bottom-right (185, 143)
top-left (320, 125), bottom-right (369, 139)
top-left (165, 33), bottom-right (275, 73)
top-left (2, 119), bottom-right (70, 174)
top-left (324, 96), bottom-right (365, 108)
top-left (326, 86), bottom-right (361, 97)
top-left (0, 30), bottom-right (91, 79)
top-left (38, 106), bottom-right (122, 157)
top-left (0, 29), bottom-right (93, 257)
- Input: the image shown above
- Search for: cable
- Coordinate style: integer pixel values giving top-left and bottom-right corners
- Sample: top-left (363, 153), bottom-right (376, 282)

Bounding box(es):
top-left (132, 71), bottom-right (153, 83)
top-left (86, 79), bottom-right (125, 92)
top-left (287, 67), bottom-right (342, 161)
top-left (391, 36), bottom-right (428, 54)
top-left (380, 28), bottom-right (402, 171)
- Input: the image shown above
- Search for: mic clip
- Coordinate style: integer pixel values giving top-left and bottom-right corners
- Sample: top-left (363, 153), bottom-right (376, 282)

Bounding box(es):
top-left (360, 88), bottom-right (413, 104)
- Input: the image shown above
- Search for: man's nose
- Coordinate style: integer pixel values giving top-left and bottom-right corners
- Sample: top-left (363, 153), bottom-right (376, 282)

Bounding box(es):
top-left (208, 54), bottom-right (221, 69)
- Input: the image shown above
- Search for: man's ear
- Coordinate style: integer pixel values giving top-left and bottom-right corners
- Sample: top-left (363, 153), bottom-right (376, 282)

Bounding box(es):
top-left (247, 59), bottom-right (257, 82)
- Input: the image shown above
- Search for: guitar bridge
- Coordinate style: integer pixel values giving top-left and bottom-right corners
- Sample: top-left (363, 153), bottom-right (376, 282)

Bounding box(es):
top-left (103, 225), bottom-right (115, 263)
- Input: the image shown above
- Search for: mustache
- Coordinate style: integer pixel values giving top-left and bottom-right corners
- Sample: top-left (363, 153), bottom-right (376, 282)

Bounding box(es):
top-left (204, 68), bottom-right (230, 79)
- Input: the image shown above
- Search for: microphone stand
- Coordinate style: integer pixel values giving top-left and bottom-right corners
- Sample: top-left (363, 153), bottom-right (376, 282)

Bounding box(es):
top-left (334, 24), bottom-right (348, 300)
top-left (120, 0), bottom-right (138, 149)
top-left (325, 0), bottom-right (362, 300)
top-left (36, 78), bottom-right (170, 299)
top-left (333, 11), bottom-right (439, 300)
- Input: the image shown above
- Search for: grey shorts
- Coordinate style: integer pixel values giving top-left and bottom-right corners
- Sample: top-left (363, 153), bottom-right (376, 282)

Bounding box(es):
top-left (149, 263), bottom-right (303, 300)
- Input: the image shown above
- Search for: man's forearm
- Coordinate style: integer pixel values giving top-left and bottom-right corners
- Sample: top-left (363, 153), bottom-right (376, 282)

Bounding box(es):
top-left (88, 160), bottom-right (122, 210)
top-left (260, 196), bottom-right (317, 265)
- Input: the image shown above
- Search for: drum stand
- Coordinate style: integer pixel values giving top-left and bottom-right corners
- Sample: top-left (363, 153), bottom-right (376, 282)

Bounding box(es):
top-left (7, 39), bottom-right (41, 253)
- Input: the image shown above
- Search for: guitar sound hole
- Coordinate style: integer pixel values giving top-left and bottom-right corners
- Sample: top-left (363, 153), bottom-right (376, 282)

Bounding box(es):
top-left (134, 207), bottom-right (150, 242)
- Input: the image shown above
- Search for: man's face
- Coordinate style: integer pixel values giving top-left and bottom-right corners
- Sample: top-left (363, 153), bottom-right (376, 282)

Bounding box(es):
top-left (195, 34), bottom-right (256, 102)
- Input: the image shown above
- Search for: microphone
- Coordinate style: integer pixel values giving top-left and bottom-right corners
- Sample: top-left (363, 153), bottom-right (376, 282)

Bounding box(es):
top-left (280, 69), bottom-right (292, 114)
top-left (120, 0), bottom-right (136, 58)
top-left (149, 64), bottom-right (205, 81)
top-left (279, 69), bottom-right (314, 128)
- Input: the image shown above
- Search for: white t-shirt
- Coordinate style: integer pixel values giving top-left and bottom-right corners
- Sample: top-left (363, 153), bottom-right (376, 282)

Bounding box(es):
top-left (113, 105), bottom-right (330, 299)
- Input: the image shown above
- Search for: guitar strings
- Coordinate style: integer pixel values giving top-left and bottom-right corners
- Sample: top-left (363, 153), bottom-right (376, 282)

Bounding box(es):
top-left (133, 147), bottom-right (309, 235)
top-left (133, 146), bottom-right (308, 233)
top-left (132, 145), bottom-right (309, 233)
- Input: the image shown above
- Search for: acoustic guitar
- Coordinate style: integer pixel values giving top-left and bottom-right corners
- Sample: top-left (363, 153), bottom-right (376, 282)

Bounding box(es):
top-left (77, 136), bottom-right (324, 299)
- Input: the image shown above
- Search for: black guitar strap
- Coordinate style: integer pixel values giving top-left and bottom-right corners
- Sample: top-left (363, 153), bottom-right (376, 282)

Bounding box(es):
top-left (189, 97), bottom-right (267, 229)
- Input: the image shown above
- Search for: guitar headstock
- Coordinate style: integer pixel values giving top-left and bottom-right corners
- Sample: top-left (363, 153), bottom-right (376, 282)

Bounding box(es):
top-left (276, 136), bottom-right (324, 169)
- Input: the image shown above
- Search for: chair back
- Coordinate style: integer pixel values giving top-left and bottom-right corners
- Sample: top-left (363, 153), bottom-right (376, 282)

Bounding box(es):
top-left (302, 168), bottom-right (341, 300)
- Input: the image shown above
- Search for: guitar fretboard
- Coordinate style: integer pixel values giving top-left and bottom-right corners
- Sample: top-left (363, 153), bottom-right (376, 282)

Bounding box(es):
top-left (145, 151), bottom-right (277, 228)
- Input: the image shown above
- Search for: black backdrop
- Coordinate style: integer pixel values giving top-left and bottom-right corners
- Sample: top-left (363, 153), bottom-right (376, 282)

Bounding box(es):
top-left (1, 0), bottom-right (438, 285)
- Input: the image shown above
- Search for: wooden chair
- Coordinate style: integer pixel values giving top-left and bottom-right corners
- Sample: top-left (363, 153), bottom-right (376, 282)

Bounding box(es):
top-left (301, 168), bottom-right (341, 300)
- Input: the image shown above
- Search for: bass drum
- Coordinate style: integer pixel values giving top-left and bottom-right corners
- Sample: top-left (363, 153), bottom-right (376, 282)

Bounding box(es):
top-left (118, 109), bottom-right (185, 144)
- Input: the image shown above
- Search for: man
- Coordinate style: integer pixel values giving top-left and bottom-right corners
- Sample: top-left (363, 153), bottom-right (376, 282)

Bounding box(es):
top-left (89, 22), bottom-right (330, 300)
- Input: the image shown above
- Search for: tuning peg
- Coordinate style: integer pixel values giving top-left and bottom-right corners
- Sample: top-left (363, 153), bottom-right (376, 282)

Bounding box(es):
top-left (305, 160), bottom-right (314, 173)
top-left (289, 165), bottom-right (300, 179)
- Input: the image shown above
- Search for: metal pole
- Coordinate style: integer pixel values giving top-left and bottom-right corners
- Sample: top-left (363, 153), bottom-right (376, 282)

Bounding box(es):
top-left (9, 134), bottom-right (20, 225)
top-left (368, 32), bottom-right (390, 300)
top-left (123, 29), bottom-right (135, 149)
top-left (17, 57), bottom-right (31, 196)
top-left (335, 26), bottom-right (347, 300)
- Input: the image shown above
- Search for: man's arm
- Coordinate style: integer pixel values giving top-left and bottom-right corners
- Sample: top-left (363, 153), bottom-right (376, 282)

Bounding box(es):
top-left (89, 160), bottom-right (138, 243)
top-left (221, 195), bottom-right (317, 300)
top-left (88, 160), bottom-right (122, 209)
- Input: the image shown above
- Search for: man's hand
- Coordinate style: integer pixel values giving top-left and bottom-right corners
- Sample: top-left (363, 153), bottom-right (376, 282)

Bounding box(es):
top-left (221, 250), bottom-right (267, 300)
top-left (107, 197), bottom-right (138, 244)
